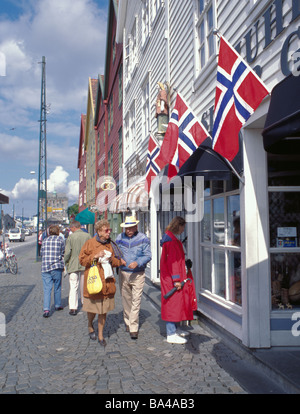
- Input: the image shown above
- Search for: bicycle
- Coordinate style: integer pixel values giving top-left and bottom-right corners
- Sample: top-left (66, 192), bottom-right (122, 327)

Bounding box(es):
top-left (0, 245), bottom-right (18, 275)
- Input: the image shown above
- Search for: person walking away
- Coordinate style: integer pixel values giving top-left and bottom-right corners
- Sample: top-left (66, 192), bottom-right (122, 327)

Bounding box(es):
top-left (41, 225), bottom-right (65, 318)
top-left (64, 221), bottom-right (91, 315)
top-left (160, 216), bottom-right (193, 344)
top-left (79, 219), bottom-right (125, 346)
top-left (116, 215), bottom-right (152, 339)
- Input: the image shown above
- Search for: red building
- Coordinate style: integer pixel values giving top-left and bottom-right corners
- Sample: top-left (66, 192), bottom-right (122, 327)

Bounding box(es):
top-left (94, 0), bottom-right (123, 237)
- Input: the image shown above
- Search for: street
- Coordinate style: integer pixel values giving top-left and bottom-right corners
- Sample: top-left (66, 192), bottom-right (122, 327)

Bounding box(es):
top-left (0, 239), bottom-right (286, 396)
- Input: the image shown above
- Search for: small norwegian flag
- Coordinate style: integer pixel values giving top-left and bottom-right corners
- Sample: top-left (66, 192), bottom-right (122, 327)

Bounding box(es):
top-left (156, 92), bottom-right (209, 180)
top-left (145, 135), bottom-right (164, 193)
top-left (212, 35), bottom-right (270, 162)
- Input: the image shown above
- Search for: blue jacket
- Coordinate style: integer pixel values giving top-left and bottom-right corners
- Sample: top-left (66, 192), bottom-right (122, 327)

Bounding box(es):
top-left (115, 231), bottom-right (151, 273)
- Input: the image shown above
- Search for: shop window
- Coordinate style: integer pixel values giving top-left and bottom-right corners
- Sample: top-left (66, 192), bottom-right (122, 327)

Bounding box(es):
top-left (200, 180), bottom-right (241, 306)
top-left (194, 0), bottom-right (216, 74)
top-left (268, 153), bottom-right (300, 311)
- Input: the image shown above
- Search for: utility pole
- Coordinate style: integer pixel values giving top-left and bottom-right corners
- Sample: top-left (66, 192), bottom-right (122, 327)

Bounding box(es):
top-left (36, 56), bottom-right (47, 261)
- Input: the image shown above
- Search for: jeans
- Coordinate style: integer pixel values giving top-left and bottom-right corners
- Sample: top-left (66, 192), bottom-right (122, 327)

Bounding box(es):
top-left (166, 322), bottom-right (177, 336)
top-left (42, 269), bottom-right (63, 311)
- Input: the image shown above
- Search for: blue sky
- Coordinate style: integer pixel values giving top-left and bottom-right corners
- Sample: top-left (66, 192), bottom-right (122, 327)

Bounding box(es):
top-left (0, 0), bottom-right (108, 217)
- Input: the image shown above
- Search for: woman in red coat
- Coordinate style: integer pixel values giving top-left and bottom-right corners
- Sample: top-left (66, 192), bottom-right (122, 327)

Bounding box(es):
top-left (160, 216), bottom-right (194, 344)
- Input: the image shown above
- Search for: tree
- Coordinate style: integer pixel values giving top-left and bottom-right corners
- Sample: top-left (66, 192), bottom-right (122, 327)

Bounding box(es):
top-left (68, 204), bottom-right (79, 220)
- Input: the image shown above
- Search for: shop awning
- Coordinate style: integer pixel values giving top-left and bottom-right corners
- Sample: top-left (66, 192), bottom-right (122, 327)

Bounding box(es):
top-left (109, 193), bottom-right (123, 213)
top-left (75, 208), bottom-right (95, 224)
top-left (0, 193), bottom-right (9, 204)
top-left (177, 145), bottom-right (234, 180)
top-left (109, 181), bottom-right (148, 213)
top-left (262, 74), bottom-right (300, 154)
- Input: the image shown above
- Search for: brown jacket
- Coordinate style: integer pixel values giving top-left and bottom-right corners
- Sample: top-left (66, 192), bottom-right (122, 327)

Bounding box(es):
top-left (79, 236), bottom-right (122, 300)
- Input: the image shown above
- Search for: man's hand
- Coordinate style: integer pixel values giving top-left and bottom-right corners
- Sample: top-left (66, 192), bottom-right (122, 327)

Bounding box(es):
top-left (128, 261), bottom-right (138, 269)
top-left (120, 258), bottom-right (126, 266)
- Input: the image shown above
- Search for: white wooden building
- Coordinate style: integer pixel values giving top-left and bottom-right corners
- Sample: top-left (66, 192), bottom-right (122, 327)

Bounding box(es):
top-left (117, 0), bottom-right (300, 348)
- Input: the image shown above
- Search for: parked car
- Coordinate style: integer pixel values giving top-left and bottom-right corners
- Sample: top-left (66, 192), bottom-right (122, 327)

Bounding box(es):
top-left (25, 228), bottom-right (32, 236)
top-left (8, 228), bottom-right (26, 242)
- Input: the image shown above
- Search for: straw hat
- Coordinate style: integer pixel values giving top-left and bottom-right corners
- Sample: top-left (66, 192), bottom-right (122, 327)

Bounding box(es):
top-left (120, 215), bottom-right (139, 228)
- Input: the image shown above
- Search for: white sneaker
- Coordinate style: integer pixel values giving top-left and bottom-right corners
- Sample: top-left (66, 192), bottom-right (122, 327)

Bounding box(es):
top-left (176, 328), bottom-right (190, 338)
top-left (167, 333), bottom-right (187, 344)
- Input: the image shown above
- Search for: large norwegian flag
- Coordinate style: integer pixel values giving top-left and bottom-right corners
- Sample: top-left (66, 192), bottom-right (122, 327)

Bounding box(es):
top-left (212, 35), bottom-right (270, 162)
top-left (157, 92), bottom-right (209, 179)
top-left (145, 135), bottom-right (165, 193)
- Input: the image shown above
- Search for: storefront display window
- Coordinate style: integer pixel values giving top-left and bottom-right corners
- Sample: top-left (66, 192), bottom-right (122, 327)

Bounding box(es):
top-left (202, 247), bottom-right (211, 291)
top-left (200, 180), bottom-right (241, 306)
top-left (229, 251), bottom-right (242, 305)
top-left (268, 153), bottom-right (300, 311)
top-left (213, 249), bottom-right (225, 298)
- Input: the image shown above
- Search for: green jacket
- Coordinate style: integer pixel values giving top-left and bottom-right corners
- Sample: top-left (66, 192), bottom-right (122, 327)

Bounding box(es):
top-left (64, 229), bottom-right (91, 273)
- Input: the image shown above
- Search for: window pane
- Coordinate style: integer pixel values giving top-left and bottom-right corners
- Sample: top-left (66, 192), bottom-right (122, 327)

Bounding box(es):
top-left (269, 192), bottom-right (300, 248)
top-left (199, 20), bottom-right (205, 43)
top-left (213, 198), bottom-right (224, 244)
top-left (202, 247), bottom-right (212, 291)
top-left (208, 33), bottom-right (214, 57)
top-left (201, 200), bottom-right (211, 242)
top-left (214, 250), bottom-right (225, 298)
top-left (268, 153), bottom-right (300, 186)
top-left (229, 251), bottom-right (242, 305)
top-left (199, 0), bottom-right (204, 14)
top-left (227, 195), bottom-right (240, 246)
top-left (211, 180), bottom-right (224, 195)
top-left (271, 253), bottom-right (300, 310)
top-left (207, 6), bottom-right (213, 30)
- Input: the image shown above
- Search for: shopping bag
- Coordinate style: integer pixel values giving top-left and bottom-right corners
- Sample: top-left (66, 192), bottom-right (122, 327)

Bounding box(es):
top-left (87, 260), bottom-right (103, 294)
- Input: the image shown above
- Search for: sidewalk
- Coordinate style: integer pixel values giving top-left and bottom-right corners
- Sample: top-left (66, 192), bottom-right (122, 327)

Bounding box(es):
top-left (0, 244), bottom-right (297, 394)
top-left (143, 272), bottom-right (300, 395)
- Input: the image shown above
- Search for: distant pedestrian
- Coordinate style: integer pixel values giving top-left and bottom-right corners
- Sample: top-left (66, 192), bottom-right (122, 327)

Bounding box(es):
top-left (160, 216), bottom-right (193, 344)
top-left (79, 219), bottom-right (125, 346)
top-left (41, 225), bottom-right (65, 318)
top-left (64, 221), bottom-right (91, 315)
top-left (115, 215), bottom-right (152, 339)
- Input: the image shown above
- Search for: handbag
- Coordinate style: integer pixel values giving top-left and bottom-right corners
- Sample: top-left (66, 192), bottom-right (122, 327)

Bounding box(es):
top-left (87, 260), bottom-right (103, 294)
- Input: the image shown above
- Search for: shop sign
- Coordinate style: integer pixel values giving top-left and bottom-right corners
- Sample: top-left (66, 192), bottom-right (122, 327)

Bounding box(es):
top-left (276, 226), bottom-right (297, 247)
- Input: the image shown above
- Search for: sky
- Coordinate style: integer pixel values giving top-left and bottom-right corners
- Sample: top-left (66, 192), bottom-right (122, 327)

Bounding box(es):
top-left (0, 0), bottom-right (109, 218)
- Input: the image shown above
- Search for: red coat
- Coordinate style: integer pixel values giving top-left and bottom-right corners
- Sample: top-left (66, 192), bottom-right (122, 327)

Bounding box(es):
top-left (160, 231), bottom-right (194, 322)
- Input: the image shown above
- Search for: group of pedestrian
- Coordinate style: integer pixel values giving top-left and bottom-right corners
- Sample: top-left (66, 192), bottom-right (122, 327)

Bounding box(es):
top-left (40, 214), bottom-right (196, 346)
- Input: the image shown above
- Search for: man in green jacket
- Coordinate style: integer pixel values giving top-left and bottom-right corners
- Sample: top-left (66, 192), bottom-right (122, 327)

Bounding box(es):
top-left (64, 221), bottom-right (91, 315)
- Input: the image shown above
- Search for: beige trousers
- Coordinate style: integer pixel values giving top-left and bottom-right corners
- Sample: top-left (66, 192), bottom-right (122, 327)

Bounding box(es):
top-left (68, 271), bottom-right (84, 310)
top-left (119, 270), bottom-right (145, 333)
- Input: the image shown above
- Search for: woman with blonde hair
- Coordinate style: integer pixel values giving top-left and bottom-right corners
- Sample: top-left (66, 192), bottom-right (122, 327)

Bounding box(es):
top-left (160, 216), bottom-right (193, 344)
top-left (79, 219), bottom-right (125, 346)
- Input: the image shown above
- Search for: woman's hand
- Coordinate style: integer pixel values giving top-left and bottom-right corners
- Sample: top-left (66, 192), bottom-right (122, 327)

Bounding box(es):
top-left (94, 250), bottom-right (105, 259)
top-left (174, 282), bottom-right (182, 290)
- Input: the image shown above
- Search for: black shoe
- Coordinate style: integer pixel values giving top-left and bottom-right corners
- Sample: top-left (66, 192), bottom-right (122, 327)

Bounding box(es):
top-left (55, 306), bottom-right (64, 311)
top-left (98, 338), bottom-right (107, 347)
top-left (43, 311), bottom-right (50, 318)
top-left (89, 331), bottom-right (97, 340)
top-left (69, 310), bottom-right (77, 315)
top-left (130, 332), bottom-right (138, 339)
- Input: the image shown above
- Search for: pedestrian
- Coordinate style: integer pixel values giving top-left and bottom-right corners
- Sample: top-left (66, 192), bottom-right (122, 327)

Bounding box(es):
top-left (64, 221), bottom-right (91, 315)
top-left (115, 215), bottom-right (152, 339)
top-left (38, 230), bottom-right (43, 256)
top-left (160, 216), bottom-right (193, 344)
top-left (79, 219), bottom-right (125, 346)
top-left (41, 225), bottom-right (65, 318)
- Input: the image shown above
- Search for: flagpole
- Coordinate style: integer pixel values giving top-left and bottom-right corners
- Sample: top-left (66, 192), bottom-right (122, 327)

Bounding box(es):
top-left (222, 157), bottom-right (245, 184)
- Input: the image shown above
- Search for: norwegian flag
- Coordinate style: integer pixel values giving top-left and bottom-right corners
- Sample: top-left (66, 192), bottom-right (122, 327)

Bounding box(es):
top-left (212, 35), bottom-right (270, 162)
top-left (145, 135), bottom-right (165, 193)
top-left (157, 92), bottom-right (209, 179)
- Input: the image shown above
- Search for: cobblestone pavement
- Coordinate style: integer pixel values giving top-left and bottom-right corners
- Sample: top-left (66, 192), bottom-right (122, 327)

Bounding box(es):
top-left (0, 242), bottom-right (261, 395)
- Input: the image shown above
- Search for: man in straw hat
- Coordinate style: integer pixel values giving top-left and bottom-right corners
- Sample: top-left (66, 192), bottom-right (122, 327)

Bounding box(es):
top-left (116, 215), bottom-right (151, 339)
